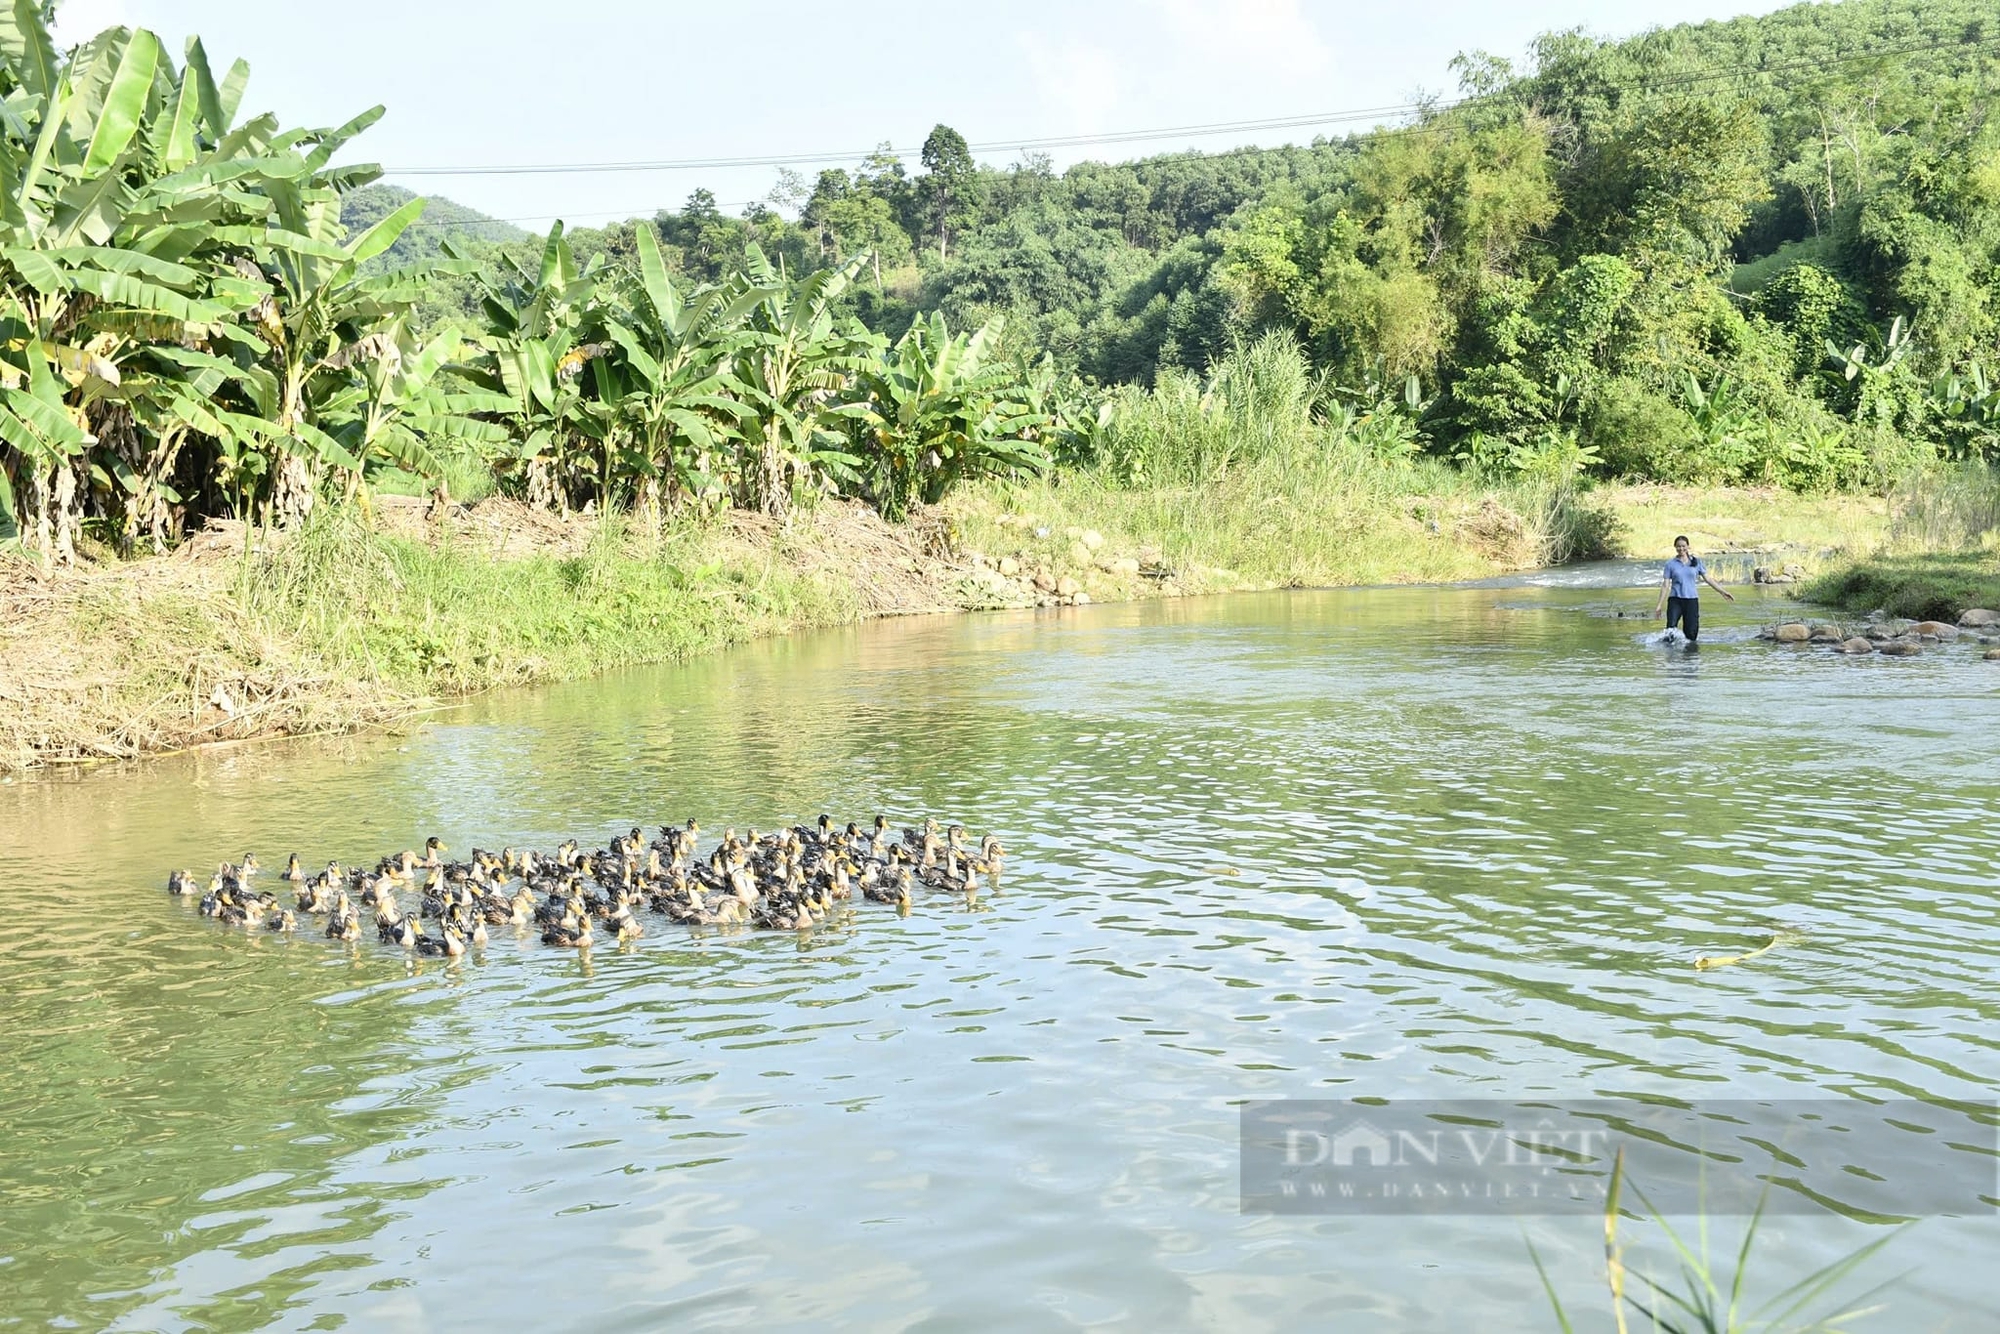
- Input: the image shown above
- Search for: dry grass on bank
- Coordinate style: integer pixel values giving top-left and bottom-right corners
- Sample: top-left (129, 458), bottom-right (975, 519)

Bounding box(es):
top-left (0, 556), bottom-right (410, 769)
top-left (1600, 483), bottom-right (1891, 563)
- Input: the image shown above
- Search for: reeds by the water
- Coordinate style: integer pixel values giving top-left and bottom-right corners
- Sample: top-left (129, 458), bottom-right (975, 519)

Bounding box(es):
top-left (1531, 1149), bottom-right (1911, 1333)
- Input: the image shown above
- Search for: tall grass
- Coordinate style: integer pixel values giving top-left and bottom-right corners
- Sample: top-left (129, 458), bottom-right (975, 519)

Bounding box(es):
top-left (1885, 461), bottom-right (2000, 553)
top-left (977, 334), bottom-right (1619, 586)
top-left (1801, 461), bottom-right (2000, 618)
top-left (1100, 334), bottom-right (1325, 485)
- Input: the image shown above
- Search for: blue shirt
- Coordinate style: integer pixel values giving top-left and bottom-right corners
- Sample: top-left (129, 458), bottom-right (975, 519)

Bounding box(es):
top-left (1663, 556), bottom-right (1705, 598)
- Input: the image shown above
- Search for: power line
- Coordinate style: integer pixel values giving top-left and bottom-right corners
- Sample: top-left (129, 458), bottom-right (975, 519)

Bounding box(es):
top-left (396, 200), bottom-right (768, 232)
top-left (381, 29), bottom-right (1997, 182)
top-left (384, 104), bottom-right (1432, 179)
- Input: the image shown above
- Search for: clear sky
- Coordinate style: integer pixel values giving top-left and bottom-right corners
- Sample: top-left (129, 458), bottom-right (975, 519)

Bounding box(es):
top-left (54, 0), bottom-right (1796, 228)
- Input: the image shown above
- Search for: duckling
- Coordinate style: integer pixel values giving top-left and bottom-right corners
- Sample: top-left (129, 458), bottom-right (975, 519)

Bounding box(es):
top-left (918, 850), bottom-right (969, 894)
top-left (296, 878), bottom-right (328, 914)
top-left (416, 922), bottom-right (465, 957)
top-left (381, 914), bottom-right (417, 948)
top-left (865, 865), bottom-right (915, 907)
top-left (266, 908), bottom-right (298, 934)
top-left (541, 914), bottom-right (593, 948)
top-left (231, 853), bottom-right (262, 881)
top-left (419, 836), bottom-right (448, 869)
top-left (326, 892), bottom-right (361, 941)
top-left (281, 853), bottom-right (306, 884)
top-left (902, 816), bottom-right (938, 850)
top-left (793, 813), bottom-right (834, 848)
top-left (418, 867), bottom-right (448, 919)
top-left (167, 869), bottom-right (198, 897)
top-left (967, 835), bottom-right (1006, 874)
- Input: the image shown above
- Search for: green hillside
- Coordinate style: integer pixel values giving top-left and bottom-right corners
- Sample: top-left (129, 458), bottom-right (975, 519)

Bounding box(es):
top-left (339, 183), bottom-right (526, 265)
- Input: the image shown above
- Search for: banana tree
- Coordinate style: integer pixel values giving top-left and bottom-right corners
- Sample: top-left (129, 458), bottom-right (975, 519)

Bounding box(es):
top-left (0, 17), bottom-right (250, 556)
top-left (230, 140), bottom-right (441, 523)
top-left (310, 320), bottom-right (514, 503)
top-left (597, 225), bottom-right (761, 516)
top-left (729, 245), bottom-right (874, 517)
top-left (452, 222), bottom-right (613, 512)
top-left (847, 311), bottom-right (1048, 519)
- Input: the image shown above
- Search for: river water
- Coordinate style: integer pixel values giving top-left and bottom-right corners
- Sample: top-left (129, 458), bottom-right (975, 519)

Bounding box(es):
top-left (4, 563), bottom-right (1997, 1331)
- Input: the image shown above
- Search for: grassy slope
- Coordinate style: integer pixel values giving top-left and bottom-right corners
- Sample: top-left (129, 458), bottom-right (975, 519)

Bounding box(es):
top-left (1, 507), bottom-right (866, 769)
top-left (1801, 552), bottom-right (2000, 621)
top-left (1597, 484), bottom-right (1889, 561)
top-left (1795, 464), bottom-right (2000, 618)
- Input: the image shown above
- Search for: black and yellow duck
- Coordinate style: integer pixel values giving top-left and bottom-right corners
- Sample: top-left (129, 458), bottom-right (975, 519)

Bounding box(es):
top-left (967, 835), bottom-right (1006, 875)
top-left (326, 892), bottom-right (361, 942)
top-left (167, 869), bottom-right (199, 898)
top-left (541, 912), bottom-right (593, 948)
top-left (415, 922), bottom-right (466, 957)
top-left (864, 865), bottom-right (915, 908)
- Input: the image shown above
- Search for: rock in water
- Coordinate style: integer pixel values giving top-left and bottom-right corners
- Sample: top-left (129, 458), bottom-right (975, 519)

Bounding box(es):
top-left (1877, 641), bottom-right (1922, 656)
top-left (1984, 647), bottom-right (2000, 661)
top-left (1773, 622), bottom-right (1812, 643)
top-left (1955, 607), bottom-right (1998, 627)
top-left (1913, 620), bottom-right (1959, 639)
top-left (1838, 637), bottom-right (1874, 654)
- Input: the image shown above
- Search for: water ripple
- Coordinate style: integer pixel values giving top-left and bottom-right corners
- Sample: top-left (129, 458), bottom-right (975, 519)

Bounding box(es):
top-left (4, 584), bottom-right (1998, 1328)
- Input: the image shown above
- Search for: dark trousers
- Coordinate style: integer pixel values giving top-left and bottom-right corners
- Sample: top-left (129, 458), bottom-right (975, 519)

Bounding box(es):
top-left (1666, 596), bottom-right (1700, 641)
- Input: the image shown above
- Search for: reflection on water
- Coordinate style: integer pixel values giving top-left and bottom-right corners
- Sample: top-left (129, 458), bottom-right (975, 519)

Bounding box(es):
top-left (4, 581), bottom-right (1999, 1330)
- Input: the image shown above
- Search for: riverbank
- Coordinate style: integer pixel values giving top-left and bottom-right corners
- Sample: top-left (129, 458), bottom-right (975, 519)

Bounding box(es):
top-left (1801, 551), bottom-right (2000, 621)
top-left (0, 481), bottom-right (1891, 772)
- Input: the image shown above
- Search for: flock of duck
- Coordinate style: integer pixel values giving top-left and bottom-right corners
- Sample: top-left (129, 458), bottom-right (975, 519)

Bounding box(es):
top-left (165, 816), bottom-right (1005, 955)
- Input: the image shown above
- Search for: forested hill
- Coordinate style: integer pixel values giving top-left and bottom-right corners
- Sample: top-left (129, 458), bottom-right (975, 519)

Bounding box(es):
top-left (386, 0), bottom-right (1998, 481)
top-left (340, 184), bottom-right (526, 265)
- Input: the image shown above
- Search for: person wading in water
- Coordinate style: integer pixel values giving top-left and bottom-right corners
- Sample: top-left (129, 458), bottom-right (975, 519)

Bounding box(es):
top-left (1653, 535), bottom-right (1734, 645)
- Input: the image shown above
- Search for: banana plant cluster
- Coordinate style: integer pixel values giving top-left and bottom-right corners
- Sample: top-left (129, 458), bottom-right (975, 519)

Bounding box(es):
top-left (0, 12), bottom-right (1067, 559)
top-left (847, 311), bottom-right (1051, 520)
top-left (450, 224), bottom-right (1063, 521)
top-left (0, 8), bottom-right (493, 557)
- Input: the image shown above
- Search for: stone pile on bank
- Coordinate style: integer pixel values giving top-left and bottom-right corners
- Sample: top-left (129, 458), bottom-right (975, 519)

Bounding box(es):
top-left (1759, 607), bottom-right (2000, 658)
